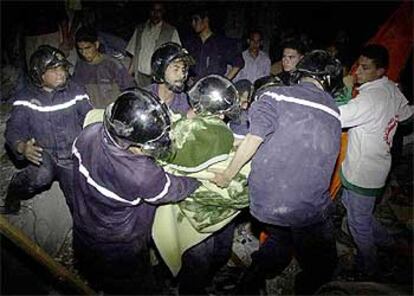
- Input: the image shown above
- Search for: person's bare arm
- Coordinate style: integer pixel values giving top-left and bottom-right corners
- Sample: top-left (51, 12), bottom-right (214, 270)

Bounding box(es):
top-left (212, 133), bottom-right (263, 187)
top-left (226, 66), bottom-right (241, 81)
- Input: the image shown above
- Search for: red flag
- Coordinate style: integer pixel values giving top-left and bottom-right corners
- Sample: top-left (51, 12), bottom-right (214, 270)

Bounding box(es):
top-left (349, 0), bottom-right (413, 82)
top-left (330, 0), bottom-right (413, 200)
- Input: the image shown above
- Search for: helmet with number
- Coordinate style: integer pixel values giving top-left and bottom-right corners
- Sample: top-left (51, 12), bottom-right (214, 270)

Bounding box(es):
top-left (291, 49), bottom-right (344, 95)
top-left (104, 88), bottom-right (172, 158)
top-left (151, 42), bottom-right (195, 92)
top-left (29, 45), bottom-right (71, 87)
top-left (188, 74), bottom-right (240, 118)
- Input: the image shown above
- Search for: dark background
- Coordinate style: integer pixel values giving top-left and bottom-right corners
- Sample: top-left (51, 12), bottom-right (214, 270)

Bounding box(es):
top-left (0, 0), bottom-right (411, 98)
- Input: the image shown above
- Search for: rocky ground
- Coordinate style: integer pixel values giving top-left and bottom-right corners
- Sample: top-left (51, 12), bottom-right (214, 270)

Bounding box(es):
top-left (1, 99), bottom-right (413, 295)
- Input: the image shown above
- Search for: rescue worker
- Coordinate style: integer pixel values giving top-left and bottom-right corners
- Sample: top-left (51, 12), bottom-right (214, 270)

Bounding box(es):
top-left (148, 42), bottom-right (195, 117)
top-left (1, 45), bottom-right (92, 215)
top-left (213, 50), bottom-right (344, 295)
top-left (71, 88), bottom-right (200, 294)
top-left (228, 79), bottom-right (255, 140)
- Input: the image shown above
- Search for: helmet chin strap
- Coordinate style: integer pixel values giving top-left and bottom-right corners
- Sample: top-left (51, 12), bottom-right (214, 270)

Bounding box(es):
top-left (165, 80), bottom-right (185, 93)
top-left (54, 80), bottom-right (69, 91)
top-left (301, 76), bottom-right (326, 91)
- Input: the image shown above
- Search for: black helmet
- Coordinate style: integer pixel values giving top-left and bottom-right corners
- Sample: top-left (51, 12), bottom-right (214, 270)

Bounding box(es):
top-left (234, 79), bottom-right (254, 107)
top-left (292, 50), bottom-right (344, 95)
top-left (151, 42), bottom-right (194, 90)
top-left (253, 75), bottom-right (285, 101)
top-left (188, 75), bottom-right (240, 118)
top-left (104, 88), bottom-right (172, 158)
top-left (29, 45), bottom-right (71, 87)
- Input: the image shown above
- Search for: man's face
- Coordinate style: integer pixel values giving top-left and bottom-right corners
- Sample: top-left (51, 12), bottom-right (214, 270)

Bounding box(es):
top-left (355, 55), bottom-right (385, 84)
top-left (239, 91), bottom-right (250, 110)
top-left (282, 48), bottom-right (303, 72)
top-left (150, 3), bottom-right (164, 25)
top-left (41, 65), bottom-right (67, 90)
top-left (191, 15), bottom-right (207, 34)
top-left (164, 59), bottom-right (188, 92)
top-left (248, 32), bottom-right (262, 54)
top-left (77, 41), bottom-right (100, 63)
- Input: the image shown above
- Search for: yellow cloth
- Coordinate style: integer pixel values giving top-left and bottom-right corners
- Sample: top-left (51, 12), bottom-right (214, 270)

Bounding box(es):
top-left (83, 109), bottom-right (105, 128)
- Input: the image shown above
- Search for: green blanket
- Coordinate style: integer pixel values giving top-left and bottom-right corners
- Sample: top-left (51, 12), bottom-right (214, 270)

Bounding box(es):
top-left (83, 111), bottom-right (250, 276)
top-left (153, 116), bottom-right (250, 276)
top-left (83, 108), bottom-right (105, 128)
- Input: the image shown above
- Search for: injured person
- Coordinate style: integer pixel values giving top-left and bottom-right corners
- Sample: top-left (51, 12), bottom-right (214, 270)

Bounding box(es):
top-left (82, 75), bottom-right (252, 294)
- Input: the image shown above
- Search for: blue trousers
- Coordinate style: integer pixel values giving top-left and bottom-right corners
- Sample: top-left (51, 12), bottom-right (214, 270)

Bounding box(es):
top-left (341, 188), bottom-right (394, 275)
top-left (5, 152), bottom-right (74, 212)
top-left (178, 222), bottom-right (236, 295)
top-left (73, 231), bottom-right (157, 294)
top-left (237, 218), bottom-right (337, 295)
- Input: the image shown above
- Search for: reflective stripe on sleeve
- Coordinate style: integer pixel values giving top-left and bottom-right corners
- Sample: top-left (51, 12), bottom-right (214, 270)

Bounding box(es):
top-left (13, 94), bottom-right (90, 112)
top-left (72, 141), bottom-right (142, 205)
top-left (263, 92), bottom-right (340, 120)
top-left (72, 140), bottom-right (172, 205)
top-left (145, 174), bottom-right (171, 202)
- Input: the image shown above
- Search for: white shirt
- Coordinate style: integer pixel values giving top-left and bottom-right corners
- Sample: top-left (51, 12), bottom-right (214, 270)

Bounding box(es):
top-left (126, 21), bottom-right (181, 75)
top-left (339, 76), bottom-right (412, 189)
top-left (234, 50), bottom-right (271, 83)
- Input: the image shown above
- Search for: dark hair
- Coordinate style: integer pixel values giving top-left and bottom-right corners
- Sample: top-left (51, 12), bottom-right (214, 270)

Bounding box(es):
top-left (360, 44), bottom-right (389, 69)
top-left (248, 29), bottom-right (263, 40)
top-left (190, 5), bottom-right (210, 20)
top-left (280, 37), bottom-right (308, 56)
top-left (75, 26), bottom-right (98, 43)
top-left (150, 2), bottom-right (166, 13)
top-left (234, 79), bottom-right (254, 102)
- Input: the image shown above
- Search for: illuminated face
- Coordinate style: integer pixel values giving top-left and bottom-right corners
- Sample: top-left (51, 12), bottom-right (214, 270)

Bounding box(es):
top-left (191, 15), bottom-right (207, 34)
top-left (355, 55), bottom-right (384, 84)
top-left (77, 41), bottom-right (100, 63)
top-left (164, 59), bottom-right (188, 92)
top-left (282, 48), bottom-right (303, 72)
top-left (41, 65), bottom-right (67, 90)
top-left (248, 32), bottom-right (262, 54)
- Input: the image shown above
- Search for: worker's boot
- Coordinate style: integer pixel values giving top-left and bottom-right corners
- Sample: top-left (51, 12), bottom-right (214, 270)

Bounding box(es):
top-left (0, 181), bottom-right (22, 215)
top-left (0, 196), bottom-right (21, 215)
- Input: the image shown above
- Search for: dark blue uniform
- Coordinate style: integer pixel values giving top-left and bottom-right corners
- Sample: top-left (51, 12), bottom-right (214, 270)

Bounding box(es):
top-left (5, 81), bottom-right (92, 212)
top-left (72, 123), bottom-right (200, 294)
top-left (147, 83), bottom-right (191, 116)
top-left (228, 109), bottom-right (250, 139)
top-left (238, 82), bottom-right (341, 294)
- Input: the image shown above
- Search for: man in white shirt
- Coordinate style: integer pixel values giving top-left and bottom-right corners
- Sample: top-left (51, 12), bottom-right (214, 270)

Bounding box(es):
top-left (126, 2), bottom-right (181, 87)
top-left (234, 30), bottom-right (271, 83)
top-left (339, 44), bottom-right (413, 279)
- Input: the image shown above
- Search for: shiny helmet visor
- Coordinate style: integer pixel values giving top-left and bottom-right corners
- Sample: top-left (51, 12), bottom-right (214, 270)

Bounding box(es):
top-left (188, 74), bottom-right (240, 119)
top-left (29, 45), bottom-right (71, 87)
top-left (103, 88), bottom-right (172, 158)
